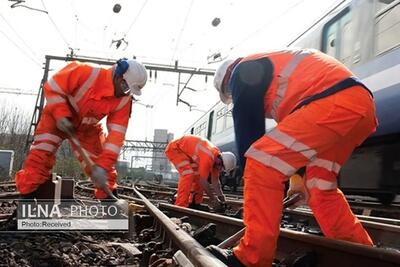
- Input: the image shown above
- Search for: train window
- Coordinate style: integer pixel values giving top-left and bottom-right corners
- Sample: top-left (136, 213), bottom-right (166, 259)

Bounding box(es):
top-left (194, 121), bottom-right (207, 138)
top-left (215, 106), bottom-right (226, 134)
top-left (225, 106), bottom-right (234, 129)
top-left (375, 0), bottom-right (400, 55)
top-left (324, 22), bottom-right (338, 57)
top-left (322, 9), bottom-right (352, 66)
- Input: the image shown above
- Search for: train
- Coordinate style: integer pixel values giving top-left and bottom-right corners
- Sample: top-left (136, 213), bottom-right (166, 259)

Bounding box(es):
top-left (184, 0), bottom-right (400, 204)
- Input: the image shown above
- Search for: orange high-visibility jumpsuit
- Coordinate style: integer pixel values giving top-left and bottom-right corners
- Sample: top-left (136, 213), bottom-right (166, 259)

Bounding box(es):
top-left (15, 61), bottom-right (132, 199)
top-left (165, 135), bottom-right (221, 207)
top-left (229, 49), bottom-right (377, 266)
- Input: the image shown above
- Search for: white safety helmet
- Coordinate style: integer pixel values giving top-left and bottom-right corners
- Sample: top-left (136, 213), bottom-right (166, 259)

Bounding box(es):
top-left (213, 59), bottom-right (235, 104)
top-left (220, 151), bottom-right (237, 173)
top-left (123, 60), bottom-right (148, 96)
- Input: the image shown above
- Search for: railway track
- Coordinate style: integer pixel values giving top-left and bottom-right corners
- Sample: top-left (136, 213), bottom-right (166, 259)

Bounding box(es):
top-left (0, 180), bottom-right (399, 266)
top-left (98, 181), bottom-right (400, 221)
top-left (75, 182), bottom-right (400, 266)
top-left (74, 181), bottom-right (400, 249)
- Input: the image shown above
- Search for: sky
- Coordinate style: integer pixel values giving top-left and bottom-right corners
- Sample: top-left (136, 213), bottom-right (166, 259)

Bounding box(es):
top-left (0, 0), bottom-right (341, 141)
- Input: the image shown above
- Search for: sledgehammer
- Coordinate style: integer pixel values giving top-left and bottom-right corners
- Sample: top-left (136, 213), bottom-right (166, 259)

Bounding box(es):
top-left (217, 193), bottom-right (303, 249)
top-left (67, 132), bottom-right (119, 201)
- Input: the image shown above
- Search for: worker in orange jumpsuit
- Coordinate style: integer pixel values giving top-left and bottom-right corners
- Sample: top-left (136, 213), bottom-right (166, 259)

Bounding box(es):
top-left (165, 135), bottom-right (237, 209)
top-left (15, 59), bottom-right (147, 199)
top-left (207, 49), bottom-right (377, 266)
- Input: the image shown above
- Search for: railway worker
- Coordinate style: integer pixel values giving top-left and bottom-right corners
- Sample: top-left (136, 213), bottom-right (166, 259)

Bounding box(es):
top-left (15, 59), bottom-right (147, 200)
top-left (208, 48), bottom-right (377, 266)
top-left (165, 135), bottom-right (237, 209)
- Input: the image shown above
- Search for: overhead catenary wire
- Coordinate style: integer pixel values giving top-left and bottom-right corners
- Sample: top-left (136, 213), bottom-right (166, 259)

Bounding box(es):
top-left (288, 0), bottom-right (347, 46)
top-left (170, 0), bottom-right (195, 63)
top-left (0, 87), bottom-right (37, 96)
top-left (0, 27), bottom-right (42, 67)
top-left (227, 0), bottom-right (306, 53)
top-left (9, 0), bottom-right (48, 13)
top-left (69, 0), bottom-right (79, 49)
top-left (0, 13), bottom-right (42, 64)
top-left (40, 0), bottom-right (71, 50)
top-left (123, 0), bottom-right (149, 38)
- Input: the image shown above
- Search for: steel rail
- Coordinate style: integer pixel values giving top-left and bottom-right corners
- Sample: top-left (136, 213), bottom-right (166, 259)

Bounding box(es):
top-left (74, 181), bottom-right (400, 249)
top-left (132, 185), bottom-right (227, 267)
top-left (156, 203), bottom-right (400, 267)
top-left (73, 183), bottom-right (400, 265)
top-left (0, 192), bottom-right (19, 199)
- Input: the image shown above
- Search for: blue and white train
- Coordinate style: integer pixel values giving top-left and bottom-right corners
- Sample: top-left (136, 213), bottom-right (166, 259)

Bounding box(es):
top-left (185, 0), bottom-right (400, 203)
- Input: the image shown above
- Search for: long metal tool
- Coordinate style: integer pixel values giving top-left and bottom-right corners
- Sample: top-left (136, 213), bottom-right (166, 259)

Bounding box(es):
top-left (68, 133), bottom-right (118, 200)
top-left (217, 193), bottom-right (303, 249)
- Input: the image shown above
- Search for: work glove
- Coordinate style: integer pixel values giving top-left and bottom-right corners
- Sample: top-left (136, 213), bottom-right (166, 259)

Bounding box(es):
top-left (287, 174), bottom-right (308, 207)
top-left (91, 165), bottom-right (108, 189)
top-left (56, 117), bottom-right (74, 135)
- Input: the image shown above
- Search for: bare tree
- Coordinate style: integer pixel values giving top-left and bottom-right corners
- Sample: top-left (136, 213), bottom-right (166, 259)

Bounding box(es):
top-left (0, 102), bottom-right (30, 179)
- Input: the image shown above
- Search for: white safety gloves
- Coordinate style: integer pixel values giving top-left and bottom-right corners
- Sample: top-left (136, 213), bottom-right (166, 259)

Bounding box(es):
top-left (91, 165), bottom-right (108, 189)
top-left (56, 117), bottom-right (74, 135)
top-left (287, 174), bottom-right (309, 207)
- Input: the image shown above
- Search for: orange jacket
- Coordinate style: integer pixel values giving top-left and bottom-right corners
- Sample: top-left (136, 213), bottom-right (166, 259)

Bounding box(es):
top-left (43, 61), bottom-right (132, 170)
top-left (166, 135), bottom-right (221, 180)
top-left (241, 49), bottom-right (353, 122)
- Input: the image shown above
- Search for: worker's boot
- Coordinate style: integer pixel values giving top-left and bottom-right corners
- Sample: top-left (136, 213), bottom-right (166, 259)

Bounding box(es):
top-left (207, 245), bottom-right (246, 267)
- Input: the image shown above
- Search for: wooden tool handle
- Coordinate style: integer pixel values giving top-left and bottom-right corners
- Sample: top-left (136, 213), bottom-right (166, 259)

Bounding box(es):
top-left (69, 134), bottom-right (118, 200)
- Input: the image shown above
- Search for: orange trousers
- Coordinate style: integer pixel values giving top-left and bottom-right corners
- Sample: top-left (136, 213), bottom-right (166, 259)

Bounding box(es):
top-left (234, 87), bottom-right (376, 266)
top-left (165, 144), bottom-right (203, 207)
top-left (15, 108), bottom-right (117, 199)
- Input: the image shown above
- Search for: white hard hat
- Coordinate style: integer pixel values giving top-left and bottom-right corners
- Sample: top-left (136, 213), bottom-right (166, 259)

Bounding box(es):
top-left (213, 59), bottom-right (235, 104)
top-left (220, 151), bottom-right (237, 172)
top-left (123, 60), bottom-right (148, 96)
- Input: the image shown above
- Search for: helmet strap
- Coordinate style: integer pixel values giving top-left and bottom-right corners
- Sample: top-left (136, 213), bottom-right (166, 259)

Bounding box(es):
top-left (222, 57), bottom-right (243, 93)
top-left (215, 155), bottom-right (224, 171)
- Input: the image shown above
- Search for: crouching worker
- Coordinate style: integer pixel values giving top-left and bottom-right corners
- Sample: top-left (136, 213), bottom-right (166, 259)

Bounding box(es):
top-left (208, 48), bottom-right (377, 266)
top-left (165, 135), bottom-right (236, 210)
top-left (15, 58), bottom-right (147, 200)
